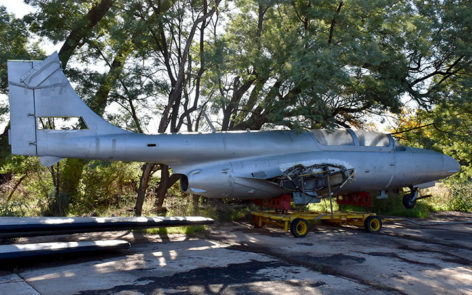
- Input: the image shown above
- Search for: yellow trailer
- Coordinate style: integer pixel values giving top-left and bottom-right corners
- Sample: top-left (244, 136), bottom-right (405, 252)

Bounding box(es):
top-left (252, 211), bottom-right (382, 237)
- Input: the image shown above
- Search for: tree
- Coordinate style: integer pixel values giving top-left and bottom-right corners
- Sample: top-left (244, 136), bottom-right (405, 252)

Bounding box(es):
top-left (24, 0), bottom-right (121, 215)
top-left (393, 0), bottom-right (472, 182)
top-left (204, 0), bottom-right (471, 131)
top-left (131, 0), bottom-right (221, 215)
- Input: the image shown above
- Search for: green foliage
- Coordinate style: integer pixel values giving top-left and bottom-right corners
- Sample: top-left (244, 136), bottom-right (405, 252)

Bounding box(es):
top-left (60, 158), bottom-right (85, 200)
top-left (0, 6), bottom-right (44, 94)
top-left (337, 196), bottom-right (431, 218)
top-left (308, 194), bottom-right (432, 218)
top-left (0, 157), bottom-right (53, 216)
top-left (162, 193), bottom-right (253, 223)
top-left (445, 184), bottom-right (472, 212)
top-left (372, 194), bottom-right (432, 218)
top-left (395, 104), bottom-right (472, 183)
top-left (144, 225), bottom-right (207, 236)
top-left (42, 191), bottom-right (70, 216)
top-left (307, 199), bottom-right (339, 213)
top-left (71, 161), bottom-right (140, 215)
top-left (1, 155), bottom-right (41, 175)
top-left (0, 158), bottom-right (142, 217)
top-left (24, 0), bottom-right (91, 41)
top-left (203, 0), bottom-right (471, 130)
top-left (0, 200), bottom-right (30, 217)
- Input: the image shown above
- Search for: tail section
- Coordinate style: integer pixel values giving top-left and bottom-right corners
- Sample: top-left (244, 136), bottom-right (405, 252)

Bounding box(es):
top-left (8, 53), bottom-right (128, 165)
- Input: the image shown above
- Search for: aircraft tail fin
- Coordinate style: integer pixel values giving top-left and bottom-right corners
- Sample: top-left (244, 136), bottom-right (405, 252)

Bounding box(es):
top-left (8, 52), bottom-right (128, 158)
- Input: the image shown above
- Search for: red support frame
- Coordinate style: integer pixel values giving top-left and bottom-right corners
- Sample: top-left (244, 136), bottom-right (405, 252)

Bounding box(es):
top-left (336, 192), bottom-right (373, 207)
top-left (253, 194), bottom-right (292, 211)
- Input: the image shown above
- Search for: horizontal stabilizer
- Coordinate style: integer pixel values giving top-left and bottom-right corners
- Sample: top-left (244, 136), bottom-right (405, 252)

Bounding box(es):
top-left (40, 156), bottom-right (63, 166)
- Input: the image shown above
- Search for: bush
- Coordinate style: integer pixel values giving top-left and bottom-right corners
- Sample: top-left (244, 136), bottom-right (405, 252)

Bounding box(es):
top-left (371, 193), bottom-right (432, 218)
top-left (333, 192), bottom-right (432, 218)
top-left (0, 200), bottom-right (30, 216)
top-left (448, 184), bottom-right (472, 212)
top-left (42, 191), bottom-right (70, 216)
top-left (71, 161), bottom-right (140, 215)
top-left (423, 183), bottom-right (472, 213)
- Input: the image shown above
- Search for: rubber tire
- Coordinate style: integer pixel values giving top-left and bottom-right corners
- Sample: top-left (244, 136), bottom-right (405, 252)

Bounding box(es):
top-left (290, 218), bottom-right (309, 238)
top-left (364, 216), bottom-right (382, 233)
top-left (402, 193), bottom-right (417, 209)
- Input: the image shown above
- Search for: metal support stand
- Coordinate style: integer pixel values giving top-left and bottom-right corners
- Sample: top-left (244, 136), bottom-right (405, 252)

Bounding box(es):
top-left (327, 174), bottom-right (334, 219)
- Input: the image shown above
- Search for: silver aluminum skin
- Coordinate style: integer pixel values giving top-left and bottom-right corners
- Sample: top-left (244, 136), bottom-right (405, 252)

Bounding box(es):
top-left (7, 53), bottom-right (460, 200)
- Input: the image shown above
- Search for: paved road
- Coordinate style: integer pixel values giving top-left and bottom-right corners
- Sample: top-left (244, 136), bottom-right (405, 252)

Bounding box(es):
top-left (1, 213), bottom-right (471, 294)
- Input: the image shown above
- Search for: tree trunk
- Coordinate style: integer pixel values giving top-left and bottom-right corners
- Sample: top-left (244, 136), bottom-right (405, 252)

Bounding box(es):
top-left (59, 46), bottom-right (131, 203)
top-left (154, 164), bottom-right (180, 210)
top-left (60, 158), bottom-right (85, 201)
top-left (134, 163), bottom-right (155, 216)
top-left (6, 174), bottom-right (26, 202)
top-left (0, 122), bottom-right (10, 167)
top-left (59, 0), bottom-right (115, 68)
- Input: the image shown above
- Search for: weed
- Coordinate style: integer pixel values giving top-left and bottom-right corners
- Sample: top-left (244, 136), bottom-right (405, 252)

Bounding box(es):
top-left (144, 225), bottom-right (207, 236)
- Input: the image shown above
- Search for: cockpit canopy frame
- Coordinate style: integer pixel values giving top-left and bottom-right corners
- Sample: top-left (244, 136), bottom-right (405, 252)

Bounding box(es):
top-left (310, 129), bottom-right (397, 151)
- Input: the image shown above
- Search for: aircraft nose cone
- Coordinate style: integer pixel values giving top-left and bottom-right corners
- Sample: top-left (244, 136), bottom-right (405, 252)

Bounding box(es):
top-left (443, 154), bottom-right (460, 176)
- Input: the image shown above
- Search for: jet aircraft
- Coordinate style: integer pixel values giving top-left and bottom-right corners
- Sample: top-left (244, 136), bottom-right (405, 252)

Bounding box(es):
top-left (7, 53), bottom-right (460, 209)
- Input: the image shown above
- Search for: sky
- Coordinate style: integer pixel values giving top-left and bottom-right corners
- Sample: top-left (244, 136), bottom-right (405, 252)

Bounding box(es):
top-left (0, 0), bottom-right (62, 53)
top-left (0, 0), bottom-right (34, 17)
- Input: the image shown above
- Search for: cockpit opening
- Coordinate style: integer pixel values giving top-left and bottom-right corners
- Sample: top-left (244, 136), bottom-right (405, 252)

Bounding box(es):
top-left (311, 129), bottom-right (354, 146)
top-left (355, 130), bottom-right (390, 147)
top-left (311, 129), bottom-right (394, 148)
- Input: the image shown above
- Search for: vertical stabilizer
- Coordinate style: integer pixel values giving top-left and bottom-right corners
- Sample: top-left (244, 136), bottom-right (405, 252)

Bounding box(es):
top-left (8, 53), bottom-right (129, 159)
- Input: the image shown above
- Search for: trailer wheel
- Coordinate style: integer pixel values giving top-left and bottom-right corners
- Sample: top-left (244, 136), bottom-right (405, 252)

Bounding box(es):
top-left (364, 216), bottom-right (382, 233)
top-left (290, 218), bottom-right (309, 237)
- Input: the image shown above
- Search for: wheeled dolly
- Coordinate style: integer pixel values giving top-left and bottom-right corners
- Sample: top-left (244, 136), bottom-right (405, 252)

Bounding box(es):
top-left (252, 211), bottom-right (382, 237)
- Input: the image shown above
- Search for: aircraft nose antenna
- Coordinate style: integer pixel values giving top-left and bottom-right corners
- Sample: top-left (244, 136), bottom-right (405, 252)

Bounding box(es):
top-left (443, 154), bottom-right (460, 175)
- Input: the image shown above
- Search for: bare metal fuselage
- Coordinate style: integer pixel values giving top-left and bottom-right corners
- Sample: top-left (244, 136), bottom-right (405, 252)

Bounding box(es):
top-left (7, 53), bottom-right (460, 200)
top-left (37, 130), bottom-right (459, 199)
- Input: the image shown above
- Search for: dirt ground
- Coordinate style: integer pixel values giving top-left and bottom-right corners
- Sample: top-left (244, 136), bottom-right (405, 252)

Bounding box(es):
top-left (0, 212), bottom-right (471, 295)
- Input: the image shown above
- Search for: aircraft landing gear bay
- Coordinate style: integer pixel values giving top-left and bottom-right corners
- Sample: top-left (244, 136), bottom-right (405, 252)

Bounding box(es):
top-left (252, 166), bottom-right (383, 237)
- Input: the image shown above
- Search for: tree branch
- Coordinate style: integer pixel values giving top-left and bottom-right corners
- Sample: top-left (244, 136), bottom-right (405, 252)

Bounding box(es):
top-left (328, 2), bottom-right (343, 45)
top-left (59, 0), bottom-right (115, 68)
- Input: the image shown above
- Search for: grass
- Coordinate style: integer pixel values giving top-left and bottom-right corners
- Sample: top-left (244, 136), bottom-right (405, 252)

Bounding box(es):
top-left (306, 193), bottom-right (433, 218)
top-left (144, 225), bottom-right (207, 236)
top-left (423, 183), bottom-right (472, 213)
top-left (369, 193), bottom-right (432, 218)
top-left (306, 199), bottom-right (340, 213)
